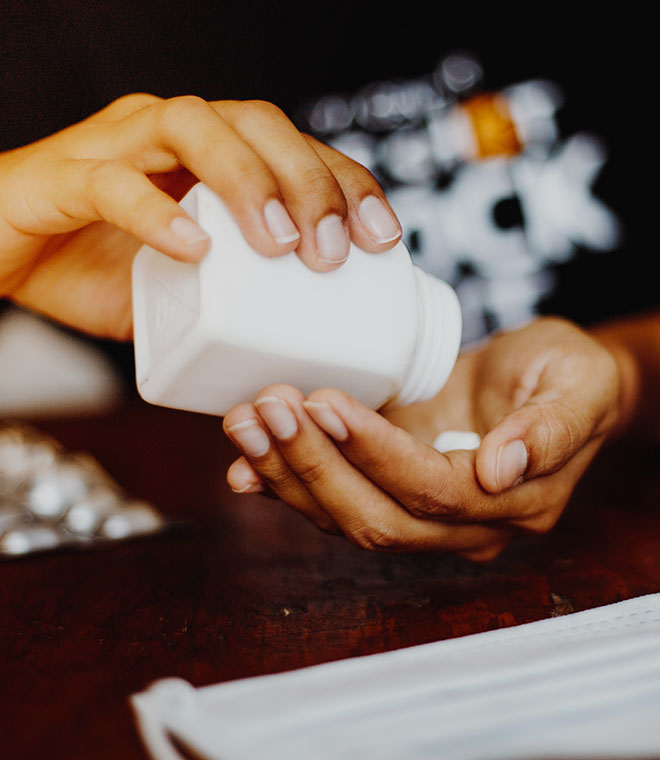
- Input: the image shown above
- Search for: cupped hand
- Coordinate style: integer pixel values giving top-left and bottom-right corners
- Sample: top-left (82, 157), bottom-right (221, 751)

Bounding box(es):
top-left (0, 93), bottom-right (400, 338)
top-left (223, 318), bottom-right (623, 561)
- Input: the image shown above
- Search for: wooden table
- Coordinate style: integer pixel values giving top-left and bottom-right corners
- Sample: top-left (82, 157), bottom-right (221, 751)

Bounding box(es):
top-left (2, 403), bottom-right (660, 759)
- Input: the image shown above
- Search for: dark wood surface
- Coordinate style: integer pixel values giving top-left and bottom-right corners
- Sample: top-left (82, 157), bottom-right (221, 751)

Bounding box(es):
top-left (2, 403), bottom-right (660, 760)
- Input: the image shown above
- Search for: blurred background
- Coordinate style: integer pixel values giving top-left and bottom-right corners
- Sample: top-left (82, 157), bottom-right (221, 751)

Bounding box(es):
top-left (0, 0), bottom-right (652, 416)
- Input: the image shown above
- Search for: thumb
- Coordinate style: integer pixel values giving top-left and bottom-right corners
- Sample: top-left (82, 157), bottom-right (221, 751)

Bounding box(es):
top-left (475, 349), bottom-right (619, 494)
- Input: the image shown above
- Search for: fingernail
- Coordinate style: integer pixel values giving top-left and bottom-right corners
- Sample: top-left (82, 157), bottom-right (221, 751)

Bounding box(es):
top-left (226, 419), bottom-right (270, 458)
top-left (231, 482), bottom-right (264, 494)
top-left (255, 396), bottom-right (298, 441)
top-left (316, 214), bottom-right (350, 263)
top-left (303, 401), bottom-right (349, 441)
top-left (358, 196), bottom-right (401, 244)
top-left (263, 199), bottom-right (300, 245)
top-left (496, 439), bottom-right (528, 490)
top-left (170, 216), bottom-right (211, 248)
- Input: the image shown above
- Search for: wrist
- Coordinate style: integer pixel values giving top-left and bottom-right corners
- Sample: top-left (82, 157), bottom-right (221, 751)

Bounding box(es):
top-left (599, 336), bottom-right (640, 437)
top-left (591, 312), bottom-right (660, 439)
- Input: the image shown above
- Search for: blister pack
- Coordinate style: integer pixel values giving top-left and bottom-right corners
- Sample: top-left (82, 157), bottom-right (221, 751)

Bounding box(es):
top-left (0, 422), bottom-right (165, 558)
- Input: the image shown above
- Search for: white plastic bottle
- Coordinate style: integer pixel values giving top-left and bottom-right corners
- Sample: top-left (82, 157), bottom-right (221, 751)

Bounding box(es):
top-left (132, 183), bottom-right (462, 416)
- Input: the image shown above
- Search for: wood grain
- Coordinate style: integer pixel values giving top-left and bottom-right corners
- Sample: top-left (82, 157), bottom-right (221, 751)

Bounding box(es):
top-left (2, 403), bottom-right (660, 759)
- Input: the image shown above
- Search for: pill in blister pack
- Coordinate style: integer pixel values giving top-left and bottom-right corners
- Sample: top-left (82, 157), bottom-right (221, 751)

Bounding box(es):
top-left (0, 422), bottom-right (166, 558)
top-left (0, 523), bottom-right (62, 556)
top-left (0, 425), bottom-right (59, 495)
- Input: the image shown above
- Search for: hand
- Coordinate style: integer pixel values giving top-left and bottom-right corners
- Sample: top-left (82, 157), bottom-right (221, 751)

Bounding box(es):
top-left (223, 318), bottom-right (623, 561)
top-left (0, 94), bottom-right (400, 338)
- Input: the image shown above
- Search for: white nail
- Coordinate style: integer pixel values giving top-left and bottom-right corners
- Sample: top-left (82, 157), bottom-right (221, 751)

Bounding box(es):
top-left (264, 199), bottom-right (300, 245)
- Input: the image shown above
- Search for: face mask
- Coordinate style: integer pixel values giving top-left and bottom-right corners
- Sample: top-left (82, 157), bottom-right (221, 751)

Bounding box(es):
top-left (132, 593), bottom-right (660, 760)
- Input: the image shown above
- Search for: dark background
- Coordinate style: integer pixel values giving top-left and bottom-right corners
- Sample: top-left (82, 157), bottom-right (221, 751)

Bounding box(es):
top-left (0, 0), bottom-right (652, 380)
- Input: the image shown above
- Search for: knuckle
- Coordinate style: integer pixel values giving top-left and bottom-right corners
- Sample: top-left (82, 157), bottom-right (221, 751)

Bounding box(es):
top-left (350, 450), bottom-right (385, 475)
top-left (524, 404), bottom-right (579, 474)
top-left (403, 492), bottom-right (436, 519)
top-left (262, 462), bottom-right (299, 491)
top-left (406, 487), bottom-right (464, 521)
top-left (86, 159), bottom-right (130, 193)
top-left (350, 521), bottom-right (401, 552)
top-left (87, 160), bottom-right (158, 219)
top-left (342, 157), bottom-right (379, 186)
top-left (405, 456), bottom-right (465, 521)
top-left (300, 166), bottom-right (345, 206)
top-left (308, 135), bottom-right (381, 186)
top-left (357, 164), bottom-right (380, 185)
top-left (132, 189), bottom-right (161, 218)
top-left (157, 95), bottom-right (209, 130)
top-left (230, 156), bottom-right (274, 191)
top-left (243, 99), bottom-right (287, 121)
top-left (112, 92), bottom-right (161, 111)
top-left (86, 158), bottom-right (114, 185)
top-left (293, 458), bottom-right (327, 487)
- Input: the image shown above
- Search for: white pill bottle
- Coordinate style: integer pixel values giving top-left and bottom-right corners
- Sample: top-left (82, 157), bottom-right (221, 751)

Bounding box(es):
top-left (132, 183), bottom-right (462, 416)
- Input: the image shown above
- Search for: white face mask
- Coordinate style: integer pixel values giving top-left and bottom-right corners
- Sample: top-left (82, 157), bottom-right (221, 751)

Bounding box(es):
top-left (132, 593), bottom-right (660, 760)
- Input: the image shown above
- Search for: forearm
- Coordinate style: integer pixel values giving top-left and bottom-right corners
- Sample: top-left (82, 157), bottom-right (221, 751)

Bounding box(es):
top-left (591, 310), bottom-right (660, 439)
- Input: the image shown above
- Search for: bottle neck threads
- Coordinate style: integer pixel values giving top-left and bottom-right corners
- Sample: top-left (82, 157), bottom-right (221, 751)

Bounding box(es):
top-left (390, 267), bottom-right (462, 408)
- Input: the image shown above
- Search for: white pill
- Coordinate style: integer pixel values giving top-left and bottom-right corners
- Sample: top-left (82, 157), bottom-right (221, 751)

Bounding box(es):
top-left (0, 441), bottom-right (58, 493)
top-left (63, 487), bottom-right (121, 534)
top-left (432, 430), bottom-right (481, 453)
top-left (27, 465), bottom-right (88, 518)
top-left (0, 524), bottom-right (61, 555)
top-left (100, 501), bottom-right (163, 539)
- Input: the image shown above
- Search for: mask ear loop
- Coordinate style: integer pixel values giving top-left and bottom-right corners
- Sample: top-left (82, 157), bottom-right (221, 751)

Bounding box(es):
top-left (130, 679), bottom-right (196, 760)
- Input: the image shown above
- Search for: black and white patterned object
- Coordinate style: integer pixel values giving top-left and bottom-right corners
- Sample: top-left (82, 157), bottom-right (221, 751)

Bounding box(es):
top-left (0, 422), bottom-right (164, 558)
top-left (298, 52), bottom-right (622, 345)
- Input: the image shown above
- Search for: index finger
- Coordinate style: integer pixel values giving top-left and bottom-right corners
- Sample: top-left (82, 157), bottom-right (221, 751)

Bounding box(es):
top-left (302, 388), bottom-right (578, 527)
top-left (95, 96), bottom-right (299, 258)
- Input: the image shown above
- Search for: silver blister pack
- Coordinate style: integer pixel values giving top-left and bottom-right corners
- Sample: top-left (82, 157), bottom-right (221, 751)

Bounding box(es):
top-left (0, 422), bottom-right (165, 558)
